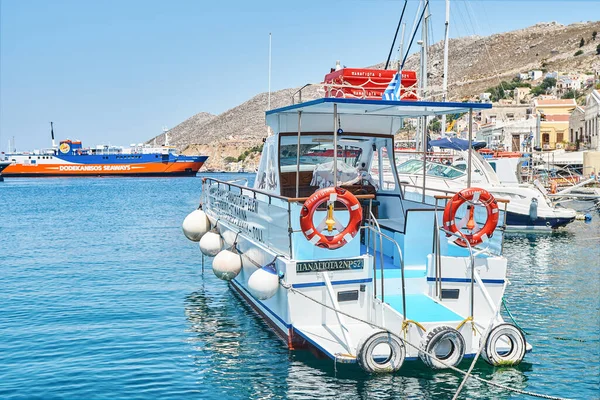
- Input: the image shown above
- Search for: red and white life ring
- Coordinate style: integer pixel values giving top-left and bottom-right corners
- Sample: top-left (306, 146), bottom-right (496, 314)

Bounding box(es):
top-left (442, 187), bottom-right (499, 248)
top-left (300, 187), bottom-right (363, 250)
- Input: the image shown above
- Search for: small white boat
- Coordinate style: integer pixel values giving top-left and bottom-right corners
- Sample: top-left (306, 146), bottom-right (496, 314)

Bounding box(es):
top-left (183, 95), bottom-right (531, 373)
top-left (397, 148), bottom-right (577, 231)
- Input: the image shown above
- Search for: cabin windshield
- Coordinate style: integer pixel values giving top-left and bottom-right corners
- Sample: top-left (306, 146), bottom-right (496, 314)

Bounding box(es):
top-left (279, 139), bottom-right (363, 170)
top-left (277, 133), bottom-right (397, 198)
top-left (397, 159), bottom-right (466, 179)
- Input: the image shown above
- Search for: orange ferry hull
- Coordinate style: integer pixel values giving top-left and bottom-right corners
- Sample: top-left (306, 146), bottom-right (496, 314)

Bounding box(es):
top-left (1, 160), bottom-right (205, 177)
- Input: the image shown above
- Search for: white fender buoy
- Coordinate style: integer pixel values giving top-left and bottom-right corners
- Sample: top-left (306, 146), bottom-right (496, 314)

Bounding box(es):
top-left (212, 249), bottom-right (242, 281)
top-left (199, 231), bottom-right (223, 256)
top-left (248, 265), bottom-right (279, 300)
top-left (182, 210), bottom-right (210, 242)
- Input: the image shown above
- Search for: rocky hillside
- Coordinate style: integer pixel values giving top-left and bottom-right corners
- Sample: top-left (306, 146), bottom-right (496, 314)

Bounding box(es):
top-left (151, 111), bottom-right (215, 147)
top-left (149, 21), bottom-right (600, 170)
top-left (407, 21), bottom-right (600, 100)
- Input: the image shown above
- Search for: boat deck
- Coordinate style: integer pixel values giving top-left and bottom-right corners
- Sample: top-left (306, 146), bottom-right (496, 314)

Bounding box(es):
top-left (386, 294), bottom-right (463, 322)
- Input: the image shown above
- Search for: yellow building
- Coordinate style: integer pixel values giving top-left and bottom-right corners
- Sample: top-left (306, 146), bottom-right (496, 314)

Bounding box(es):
top-left (533, 99), bottom-right (576, 149)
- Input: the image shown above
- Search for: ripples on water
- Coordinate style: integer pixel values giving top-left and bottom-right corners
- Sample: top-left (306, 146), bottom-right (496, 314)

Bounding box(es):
top-left (0, 175), bottom-right (598, 399)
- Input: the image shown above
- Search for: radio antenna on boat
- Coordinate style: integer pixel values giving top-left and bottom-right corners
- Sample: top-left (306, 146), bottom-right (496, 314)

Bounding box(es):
top-left (397, 23), bottom-right (406, 72)
top-left (162, 126), bottom-right (169, 146)
top-left (384, 0), bottom-right (408, 70)
top-left (266, 32), bottom-right (273, 136)
top-left (50, 121), bottom-right (56, 149)
top-left (268, 32), bottom-right (272, 111)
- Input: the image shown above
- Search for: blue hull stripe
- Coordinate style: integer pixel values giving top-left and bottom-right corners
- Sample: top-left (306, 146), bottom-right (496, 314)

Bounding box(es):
top-left (426, 277), bottom-right (505, 284)
top-left (231, 278), bottom-right (291, 328)
top-left (292, 278), bottom-right (372, 289)
top-left (505, 211), bottom-right (574, 229)
top-left (292, 328), bottom-right (351, 362)
top-left (52, 154), bottom-right (208, 164)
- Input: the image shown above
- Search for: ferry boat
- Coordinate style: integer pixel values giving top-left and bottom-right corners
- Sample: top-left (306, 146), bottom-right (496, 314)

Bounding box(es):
top-left (2, 125), bottom-right (207, 177)
top-left (182, 72), bottom-right (531, 373)
top-left (0, 159), bottom-right (10, 181)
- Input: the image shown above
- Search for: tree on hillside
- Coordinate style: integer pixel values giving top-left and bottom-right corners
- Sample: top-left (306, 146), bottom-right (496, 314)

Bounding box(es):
top-left (574, 50), bottom-right (584, 56)
top-left (580, 37), bottom-right (585, 47)
top-left (593, 31), bottom-right (597, 41)
top-left (561, 90), bottom-right (577, 99)
top-left (597, 43), bottom-right (600, 55)
top-left (428, 119), bottom-right (441, 133)
top-left (531, 77), bottom-right (556, 96)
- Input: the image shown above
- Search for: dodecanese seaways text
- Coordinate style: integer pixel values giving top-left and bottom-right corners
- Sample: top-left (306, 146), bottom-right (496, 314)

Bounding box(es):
top-left (59, 165), bottom-right (132, 171)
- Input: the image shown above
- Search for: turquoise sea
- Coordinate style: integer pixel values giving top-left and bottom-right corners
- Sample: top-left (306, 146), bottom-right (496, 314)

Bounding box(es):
top-left (1, 174), bottom-right (598, 399)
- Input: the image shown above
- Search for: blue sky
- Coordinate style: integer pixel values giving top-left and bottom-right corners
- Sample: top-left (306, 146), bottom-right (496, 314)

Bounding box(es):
top-left (1, 0), bottom-right (597, 151)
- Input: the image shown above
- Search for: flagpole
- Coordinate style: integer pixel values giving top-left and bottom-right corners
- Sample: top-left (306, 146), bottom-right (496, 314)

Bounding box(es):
top-left (268, 32), bottom-right (272, 111)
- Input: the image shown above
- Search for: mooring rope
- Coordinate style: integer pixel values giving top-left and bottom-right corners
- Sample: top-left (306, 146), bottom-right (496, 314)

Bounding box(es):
top-left (280, 282), bottom-right (570, 400)
top-left (502, 297), bottom-right (530, 335)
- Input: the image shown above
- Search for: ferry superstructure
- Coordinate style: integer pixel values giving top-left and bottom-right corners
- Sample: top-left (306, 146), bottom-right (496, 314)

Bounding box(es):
top-left (2, 139), bottom-right (207, 177)
top-left (183, 91), bottom-right (531, 373)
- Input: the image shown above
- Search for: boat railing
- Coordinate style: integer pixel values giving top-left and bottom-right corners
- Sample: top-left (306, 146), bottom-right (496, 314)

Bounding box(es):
top-left (362, 208), bottom-right (407, 322)
top-left (289, 81), bottom-right (419, 105)
top-left (433, 192), bottom-right (509, 267)
top-left (201, 177), bottom-right (294, 257)
top-left (202, 177), bottom-right (379, 259)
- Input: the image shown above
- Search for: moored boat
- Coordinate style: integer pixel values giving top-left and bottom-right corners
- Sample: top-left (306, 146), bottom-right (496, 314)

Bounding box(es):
top-left (396, 144), bottom-right (577, 231)
top-left (182, 83), bottom-right (531, 373)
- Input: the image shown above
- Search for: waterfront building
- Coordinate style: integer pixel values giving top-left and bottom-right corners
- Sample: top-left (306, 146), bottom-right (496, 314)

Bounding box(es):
top-left (533, 98), bottom-right (576, 149)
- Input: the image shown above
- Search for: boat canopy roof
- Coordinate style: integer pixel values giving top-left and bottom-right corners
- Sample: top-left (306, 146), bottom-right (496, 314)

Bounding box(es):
top-left (266, 98), bottom-right (491, 136)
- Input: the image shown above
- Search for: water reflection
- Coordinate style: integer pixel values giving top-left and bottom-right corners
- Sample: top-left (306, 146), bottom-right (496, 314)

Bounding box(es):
top-left (184, 281), bottom-right (291, 399)
top-left (284, 352), bottom-right (529, 399)
top-left (181, 214), bottom-right (598, 399)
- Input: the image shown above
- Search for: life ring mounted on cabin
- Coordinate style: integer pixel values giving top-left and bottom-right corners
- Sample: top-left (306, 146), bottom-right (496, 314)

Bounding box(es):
top-left (300, 187), bottom-right (362, 250)
top-left (442, 187), bottom-right (499, 248)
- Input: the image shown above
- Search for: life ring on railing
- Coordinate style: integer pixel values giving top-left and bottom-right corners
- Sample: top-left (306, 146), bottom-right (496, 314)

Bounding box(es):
top-left (442, 187), bottom-right (499, 248)
top-left (299, 187), bottom-right (362, 250)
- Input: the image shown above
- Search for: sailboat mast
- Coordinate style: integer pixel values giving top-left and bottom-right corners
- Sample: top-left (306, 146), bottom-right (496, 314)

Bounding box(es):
top-left (441, 0), bottom-right (450, 135)
top-left (418, 0), bottom-right (430, 152)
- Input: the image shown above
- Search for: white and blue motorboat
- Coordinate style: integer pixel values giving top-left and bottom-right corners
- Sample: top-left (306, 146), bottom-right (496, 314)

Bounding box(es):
top-left (396, 146), bottom-right (577, 231)
top-left (182, 96), bottom-right (531, 373)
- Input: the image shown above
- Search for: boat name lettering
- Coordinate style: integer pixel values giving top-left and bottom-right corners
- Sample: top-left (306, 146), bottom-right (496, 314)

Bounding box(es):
top-left (296, 259), bottom-right (364, 273)
top-left (208, 187), bottom-right (264, 243)
top-left (58, 165), bottom-right (132, 171)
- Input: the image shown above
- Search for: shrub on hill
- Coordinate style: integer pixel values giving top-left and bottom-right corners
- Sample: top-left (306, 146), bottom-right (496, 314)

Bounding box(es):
top-left (531, 77), bottom-right (557, 96)
top-left (574, 50), bottom-right (583, 56)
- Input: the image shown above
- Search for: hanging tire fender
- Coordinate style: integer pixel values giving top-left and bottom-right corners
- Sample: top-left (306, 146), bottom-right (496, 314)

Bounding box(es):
top-left (481, 323), bottom-right (526, 366)
top-left (419, 326), bottom-right (466, 369)
top-left (356, 331), bottom-right (406, 373)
